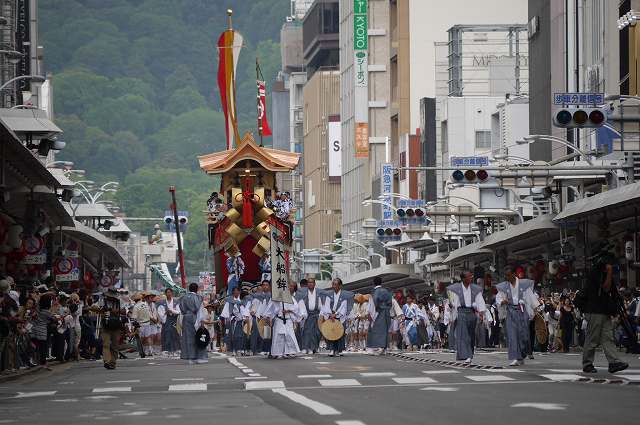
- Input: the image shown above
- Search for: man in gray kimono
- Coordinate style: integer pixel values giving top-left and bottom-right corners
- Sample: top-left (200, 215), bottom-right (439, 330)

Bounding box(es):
top-left (179, 283), bottom-right (207, 363)
top-left (366, 276), bottom-right (392, 354)
top-left (447, 271), bottom-right (486, 364)
top-left (301, 277), bottom-right (322, 354)
top-left (496, 266), bottom-right (538, 366)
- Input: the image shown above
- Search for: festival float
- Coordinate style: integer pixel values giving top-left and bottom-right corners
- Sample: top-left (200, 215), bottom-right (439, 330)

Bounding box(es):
top-left (198, 10), bottom-right (300, 298)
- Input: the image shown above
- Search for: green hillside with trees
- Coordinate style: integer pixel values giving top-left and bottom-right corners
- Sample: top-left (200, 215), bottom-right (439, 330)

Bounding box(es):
top-left (42, 0), bottom-right (288, 272)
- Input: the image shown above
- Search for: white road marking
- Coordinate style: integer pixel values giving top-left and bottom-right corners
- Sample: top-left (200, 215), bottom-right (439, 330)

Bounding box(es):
top-left (512, 402), bottom-right (567, 411)
top-left (301, 356), bottom-right (314, 359)
top-left (14, 391), bottom-right (57, 398)
top-left (392, 377), bottom-right (437, 384)
top-left (540, 374), bottom-right (583, 381)
top-left (85, 395), bottom-right (117, 400)
top-left (314, 361), bottom-right (333, 364)
top-left (298, 374), bottom-right (333, 378)
top-left (360, 372), bottom-right (396, 377)
top-left (546, 369), bottom-right (584, 373)
top-left (123, 403), bottom-right (137, 406)
top-left (420, 387), bottom-right (459, 392)
top-left (92, 387), bottom-right (132, 393)
top-left (465, 375), bottom-right (515, 382)
top-left (51, 399), bottom-right (78, 402)
top-left (241, 368), bottom-right (255, 373)
top-left (482, 369), bottom-right (523, 373)
top-left (119, 411), bottom-right (149, 416)
top-left (166, 414), bottom-right (182, 419)
top-left (171, 378), bottom-right (204, 381)
top-left (422, 370), bottom-right (460, 375)
top-left (106, 380), bottom-right (140, 384)
top-left (245, 380), bottom-right (285, 390)
top-left (318, 379), bottom-right (361, 387)
top-left (273, 388), bottom-right (341, 415)
top-left (235, 376), bottom-right (267, 380)
top-left (336, 421), bottom-right (367, 425)
top-left (248, 373), bottom-right (262, 377)
top-left (168, 383), bottom-right (207, 392)
top-left (617, 374), bottom-right (640, 381)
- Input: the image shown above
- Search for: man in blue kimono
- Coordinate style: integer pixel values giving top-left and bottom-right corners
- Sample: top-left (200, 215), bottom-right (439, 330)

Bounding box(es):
top-left (300, 277), bottom-right (322, 354)
top-left (179, 283), bottom-right (207, 363)
top-left (447, 270), bottom-right (486, 364)
top-left (496, 266), bottom-right (538, 366)
top-left (366, 276), bottom-right (392, 354)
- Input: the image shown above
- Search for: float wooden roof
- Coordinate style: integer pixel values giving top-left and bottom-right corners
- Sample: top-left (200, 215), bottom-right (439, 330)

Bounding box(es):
top-left (198, 132), bottom-right (300, 174)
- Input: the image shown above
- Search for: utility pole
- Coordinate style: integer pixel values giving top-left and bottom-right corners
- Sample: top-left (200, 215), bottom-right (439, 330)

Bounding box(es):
top-left (169, 186), bottom-right (187, 289)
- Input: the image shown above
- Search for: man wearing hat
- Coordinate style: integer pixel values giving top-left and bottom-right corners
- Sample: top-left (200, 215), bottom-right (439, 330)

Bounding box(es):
top-left (447, 270), bottom-right (487, 364)
top-left (94, 289), bottom-right (124, 370)
top-left (321, 278), bottom-right (350, 357)
top-left (157, 288), bottom-right (181, 356)
top-left (131, 291), bottom-right (153, 356)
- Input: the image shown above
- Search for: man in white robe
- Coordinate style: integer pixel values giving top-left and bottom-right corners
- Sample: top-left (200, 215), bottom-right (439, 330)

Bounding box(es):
top-left (265, 289), bottom-right (301, 359)
top-left (320, 278), bottom-right (349, 357)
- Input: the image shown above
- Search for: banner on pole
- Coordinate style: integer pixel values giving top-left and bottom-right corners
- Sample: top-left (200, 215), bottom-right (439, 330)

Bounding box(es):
top-left (355, 122), bottom-right (369, 158)
top-left (270, 224), bottom-right (293, 303)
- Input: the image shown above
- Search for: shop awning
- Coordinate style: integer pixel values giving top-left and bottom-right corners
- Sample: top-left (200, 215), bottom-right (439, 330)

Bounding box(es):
top-left (417, 253), bottom-right (447, 267)
top-left (554, 181), bottom-right (640, 222)
top-left (0, 119), bottom-right (58, 189)
top-left (48, 168), bottom-right (76, 188)
top-left (5, 191), bottom-right (75, 227)
top-left (482, 214), bottom-right (558, 249)
top-left (67, 203), bottom-right (114, 219)
top-left (443, 241), bottom-right (492, 264)
top-left (62, 222), bottom-right (129, 268)
top-left (0, 108), bottom-right (62, 138)
top-left (343, 263), bottom-right (423, 293)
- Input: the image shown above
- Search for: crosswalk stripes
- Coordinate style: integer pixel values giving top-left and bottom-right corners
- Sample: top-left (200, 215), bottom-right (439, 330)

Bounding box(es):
top-left (92, 387), bottom-right (132, 393)
top-left (168, 383), bottom-right (207, 392)
top-left (464, 375), bottom-right (515, 382)
top-left (392, 377), bottom-right (437, 384)
top-left (318, 379), bottom-right (361, 387)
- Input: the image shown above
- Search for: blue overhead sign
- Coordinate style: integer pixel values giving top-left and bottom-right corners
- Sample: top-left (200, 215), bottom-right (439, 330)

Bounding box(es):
top-left (553, 92), bottom-right (604, 105)
top-left (451, 156), bottom-right (488, 167)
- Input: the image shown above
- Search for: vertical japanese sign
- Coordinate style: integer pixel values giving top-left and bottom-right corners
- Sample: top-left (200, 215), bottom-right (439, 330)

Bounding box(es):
top-left (355, 122), bottom-right (369, 158)
top-left (15, 0), bottom-right (30, 92)
top-left (270, 225), bottom-right (293, 303)
top-left (354, 0), bottom-right (369, 158)
top-left (380, 163), bottom-right (394, 224)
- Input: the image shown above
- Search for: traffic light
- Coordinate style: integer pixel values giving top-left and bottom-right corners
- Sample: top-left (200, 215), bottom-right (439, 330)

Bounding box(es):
top-left (396, 207), bottom-right (427, 222)
top-left (376, 227), bottom-right (402, 240)
top-left (451, 169), bottom-right (489, 183)
top-left (553, 107), bottom-right (606, 128)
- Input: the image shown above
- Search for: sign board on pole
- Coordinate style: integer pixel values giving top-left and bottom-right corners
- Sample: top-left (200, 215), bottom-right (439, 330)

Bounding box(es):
top-left (270, 225), bottom-right (293, 304)
top-left (450, 156), bottom-right (489, 167)
top-left (553, 92), bottom-right (604, 105)
top-left (355, 122), bottom-right (369, 158)
top-left (380, 163), bottom-right (393, 224)
top-left (328, 116), bottom-right (342, 181)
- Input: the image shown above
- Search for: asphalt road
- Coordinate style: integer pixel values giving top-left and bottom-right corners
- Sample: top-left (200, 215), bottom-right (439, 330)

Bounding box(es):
top-left (0, 350), bottom-right (638, 425)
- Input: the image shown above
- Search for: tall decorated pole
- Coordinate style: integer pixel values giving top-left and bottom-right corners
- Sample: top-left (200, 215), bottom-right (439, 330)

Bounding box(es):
top-left (169, 186), bottom-right (187, 289)
top-left (217, 9), bottom-right (244, 149)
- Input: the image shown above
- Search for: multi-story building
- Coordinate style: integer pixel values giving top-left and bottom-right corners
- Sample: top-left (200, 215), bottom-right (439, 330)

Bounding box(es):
top-left (302, 69), bottom-right (341, 249)
top-left (340, 0), bottom-right (391, 258)
top-left (389, 0), bottom-right (528, 201)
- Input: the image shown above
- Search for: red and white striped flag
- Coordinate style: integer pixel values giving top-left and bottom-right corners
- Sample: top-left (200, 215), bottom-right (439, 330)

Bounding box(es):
top-left (256, 80), bottom-right (272, 137)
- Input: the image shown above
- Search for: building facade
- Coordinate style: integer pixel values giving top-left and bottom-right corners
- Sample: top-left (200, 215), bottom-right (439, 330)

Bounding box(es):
top-left (302, 69), bottom-right (342, 249)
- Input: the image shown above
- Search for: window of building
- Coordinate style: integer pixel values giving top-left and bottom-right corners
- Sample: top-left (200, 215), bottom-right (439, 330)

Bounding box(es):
top-left (475, 130), bottom-right (491, 149)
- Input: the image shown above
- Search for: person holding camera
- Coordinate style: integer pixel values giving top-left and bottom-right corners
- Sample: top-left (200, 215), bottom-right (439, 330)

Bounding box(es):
top-left (91, 289), bottom-right (125, 370)
top-left (579, 248), bottom-right (628, 374)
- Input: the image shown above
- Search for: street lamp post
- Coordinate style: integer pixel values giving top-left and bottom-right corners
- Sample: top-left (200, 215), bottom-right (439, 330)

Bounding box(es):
top-left (0, 75), bottom-right (46, 92)
top-left (519, 135), bottom-right (594, 166)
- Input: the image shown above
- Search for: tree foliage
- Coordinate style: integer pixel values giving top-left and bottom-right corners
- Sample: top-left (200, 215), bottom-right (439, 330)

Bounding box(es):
top-left (42, 0), bottom-right (288, 270)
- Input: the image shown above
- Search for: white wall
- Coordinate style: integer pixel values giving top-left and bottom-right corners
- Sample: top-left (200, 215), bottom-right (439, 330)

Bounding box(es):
top-left (408, 0), bottom-right (528, 131)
